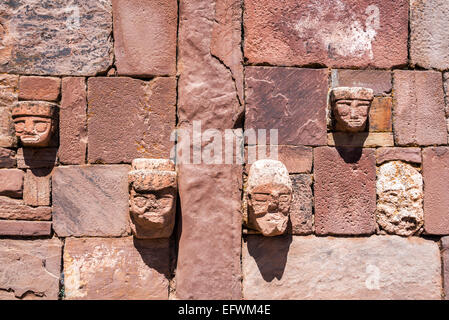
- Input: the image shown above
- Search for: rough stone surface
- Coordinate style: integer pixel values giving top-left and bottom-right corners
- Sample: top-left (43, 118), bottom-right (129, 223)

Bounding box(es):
top-left (442, 237), bottom-right (449, 300)
top-left (410, 0), bottom-right (449, 70)
top-left (18, 77), bottom-right (60, 101)
top-left (113, 0), bottom-right (177, 77)
top-left (59, 77), bottom-right (87, 165)
top-left (64, 237), bottom-right (170, 300)
top-left (0, 74), bottom-right (18, 148)
top-left (376, 148), bottom-right (422, 165)
top-left (0, 0), bottom-right (113, 76)
top-left (244, 0), bottom-right (408, 68)
top-left (331, 70), bottom-right (392, 96)
top-left (242, 235), bottom-right (442, 300)
top-left (0, 238), bottom-right (62, 300)
top-left (0, 220), bottom-right (52, 237)
top-left (289, 174), bottom-right (313, 235)
top-left (176, 164), bottom-right (242, 299)
top-left (369, 97), bottom-right (392, 132)
top-left (0, 147), bottom-right (15, 168)
top-left (245, 67), bottom-right (328, 146)
top-left (246, 145), bottom-right (312, 174)
top-left (376, 161), bottom-right (423, 236)
top-left (327, 132), bottom-right (394, 148)
top-left (393, 70), bottom-right (447, 146)
top-left (88, 77), bottom-right (176, 163)
top-left (23, 169), bottom-right (52, 207)
top-left (52, 165), bottom-right (130, 237)
top-left (178, 0), bottom-right (243, 130)
top-left (0, 196), bottom-right (51, 221)
top-left (314, 147), bottom-right (376, 235)
top-left (423, 147), bottom-right (449, 235)
top-left (0, 169), bottom-right (23, 198)
top-left (16, 148), bottom-right (58, 169)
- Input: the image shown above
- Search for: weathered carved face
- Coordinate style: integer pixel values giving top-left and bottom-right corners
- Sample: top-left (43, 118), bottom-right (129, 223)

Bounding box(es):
top-left (331, 87), bottom-right (373, 133)
top-left (129, 159), bottom-right (177, 239)
top-left (247, 159), bottom-right (292, 236)
top-left (376, 161), bottom-right (423, 236)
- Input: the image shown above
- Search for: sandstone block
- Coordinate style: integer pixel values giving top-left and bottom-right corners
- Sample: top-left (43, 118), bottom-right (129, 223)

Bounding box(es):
top-left (314, 147), bottom-right (376, 235)
top-left (393, 70), bottom-right (447, 146)
top-left (442, 237), bottom-right (449, 300)
top-left (244, 0), bottom-right (408, 68)
top-left (331, 70), bottom-right (392, 96)
top-left (59, 77), bottom-right (87, 165)
top-left (369, 97), bottom-right (392, 132)
top-left (64, 237), bottom-right (170, 300)
top-left (16, 148), bottom-right (58, 169)
top-left (0, 75), bottom-right (18, 148)
top-left (18, 77), bottom-right (60, 101)
top-left (290, 174), bottom-right (313, 235)
top-left (423, 147), bottom-right (449, 235)
top-left (243, 235), bottom-right (442, 299)
top-left (0, 238), bottom-right (62, 300)
top-left (113, 0), bottom-right (177, 77)
top-left (0, 0), bottom-right (113, 75)
top-left (0, 169), bottom-right (23, 198)
top-left (0, 147), bottom-right (15, 168)
top-left (376, 147), bottom-right (422, 165)
top-left (52, 165), bottom-right (130, 237)
top-left (0, 220), bottom-right (52, 237)
top-left (87, 77), bottom-right (176, 163)
top-left (23, 169), bottom-right (52, 206)
top-left (327, 132), bottom-right (394, 148)
top-left (0, 196), bottom-right (51, 221)
top-left (245, 67), bottom-right (328, 146)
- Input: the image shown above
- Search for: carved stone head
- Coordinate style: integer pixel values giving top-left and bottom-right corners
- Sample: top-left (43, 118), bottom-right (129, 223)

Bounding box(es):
top-left (129, 159), bottom-right (177, 239)
top-left (331, 87), bottom-right (374, 133)
top-left (247, 159), bottom-right (292, 236)
top-left (376, 161), bottom-right (423, 236)
top-left (12, 101), bottom-right (57, 147)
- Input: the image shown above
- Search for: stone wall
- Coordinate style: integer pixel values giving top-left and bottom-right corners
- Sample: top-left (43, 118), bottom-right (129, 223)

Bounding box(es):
top-left (0, 0), bottom-right (449, 300)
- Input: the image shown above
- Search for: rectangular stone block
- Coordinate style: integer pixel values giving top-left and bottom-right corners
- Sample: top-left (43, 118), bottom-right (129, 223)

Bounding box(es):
top-left (314, 147), bottom-right (376, 235)
top-left (393, 70), bottom-right (447, 146)
top-left (87, 77), bottom-right (176, 163)
top-left (52, 165), bottom-right (130, 237)
top-left (369, 97), bottom-right (392, 132)
top-left (176, 164), bottom-right (242, 299)
top-left (64, 237), bottom-right (170, 300)
top-left (245, 67), bottom-right (328, 146)
top-left (0, 147), bottom-right (15, 168)
top-left (376, 147), bottom-right (422, 165)
top-left (244, 0), bottom-right (408, 68)
top-left (331, 70), bottom-right (392, 96)
top-left (0, 238), bottom-right (62, 300)
top-left (423, 147), bottom-right (449, 235)
top-left (113, 0), bottom-right (177, 77)
top-left (290, 174), bottom-right (313, 235)
top-left (0, 220), bottom-right (52, 237)
top-left (0, 196), bottom-right (51, 221)
top-left (59, 77), bottom-right (87, 165)
top-left (327, 132), bottom-right (394, 148)
top-left (442, 236), bottom-right (449, 300)
top-left (23, 168), bottom-right (52, 206)
top-left (0, 0), bottom-right (113, 76)
top-left (410, 0), bottom-right (449, 70)
top-left (0, 75), bottom-right (18, 148)
top-left (242, 235), bottom-right (442, 300)
top-left (16, 148), bottom-right (58, 169)
top-left (0, 169), bottom-right (23, 198)
top-left (18, 76), bottom-right (60, 101)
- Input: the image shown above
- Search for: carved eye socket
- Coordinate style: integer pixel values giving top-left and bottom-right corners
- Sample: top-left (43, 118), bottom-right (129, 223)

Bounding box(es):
top-left (279, 194), bottom-right (290, 202)
top-left (336, 104), bottom-right (349, 116)
top-left (408, 189), bottom-right (421, 201)
top-left (133, 196), bottom-right (148, 208)
top-left (14, 121), bottom-right (25, 133)
top-left (253, 193), bottom-right (269, 202)
top-left (34, 122), bottom-right (49, 133)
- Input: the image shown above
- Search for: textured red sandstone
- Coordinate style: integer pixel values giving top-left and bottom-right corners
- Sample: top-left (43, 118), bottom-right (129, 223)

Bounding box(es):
top-left (0, 74), bottom-right (18, 148)
top-left (442, 236), bottom-right (449, 300)
top-left (16, 148), bottom-right (58, 169)
top-left (0, 147), bottom-right (16, 168)
top-left (393, 70), bottom-right (447, 146)
top-left (23, 168), bottom-right (52, 206)
top-left (64, 237), bottom-right (170, 300)
top-left (369, 97), bottom-right (392, 132)
top-left (18, 76), bottom-right (60, 101)
top-left (423, 147), bottom-right (449, 235)
top-left (59, 78), bottom-right (87, 165)
top-left (0, 238), bottom-right (62, 300)
top-left (0, 220), bottom-right (52, 236)
top-left (376, 147), bottom-right (422, 165)
top-left (0, 196), bottom-right (51, 221)
top-left (0, 169), bottom-right (23, 198)
top-left (88, 77), bottom-right (176, 163)
top-left (245, 67), bottom-right (328, 146)
top-left (244, 0), bottom-right (408, 68)
top-left (289, 174), bottom-right (313, 235)
top-left (331, 70), bottom-right (392, 96)
top-left (314, 147), bottom-right (376, 235)
top-left (112, 0), bottom-right (177, 77)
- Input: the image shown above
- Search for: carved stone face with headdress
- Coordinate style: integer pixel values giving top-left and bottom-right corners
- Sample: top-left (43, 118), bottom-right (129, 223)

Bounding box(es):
top-left (12, 101), bottom-right (57, 147)
top-left (331, 87), bottom-right (374, 133)
top-left (247, 159), bottom-right (292, 236)
top-left (129, 159), bottom-right (177, 239)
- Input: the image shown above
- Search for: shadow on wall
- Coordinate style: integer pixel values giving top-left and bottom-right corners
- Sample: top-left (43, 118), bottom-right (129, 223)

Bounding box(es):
top-left (246, 233), bottom-right (292, 282)
top-left (335, 145), bottom-right (364, 163)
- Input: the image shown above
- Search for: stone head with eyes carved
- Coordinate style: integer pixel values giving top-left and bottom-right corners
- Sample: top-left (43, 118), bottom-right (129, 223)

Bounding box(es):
top-left (12, 101), bottom-right (58, 147)
top-left (376, 161), bottom-right (424, 236)
top-left (129, 159), bottom-right (177, 239)
top-left (331, 87), bottom-right (374, 133)
top-left (247, 159), bottom-right (292, 236)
